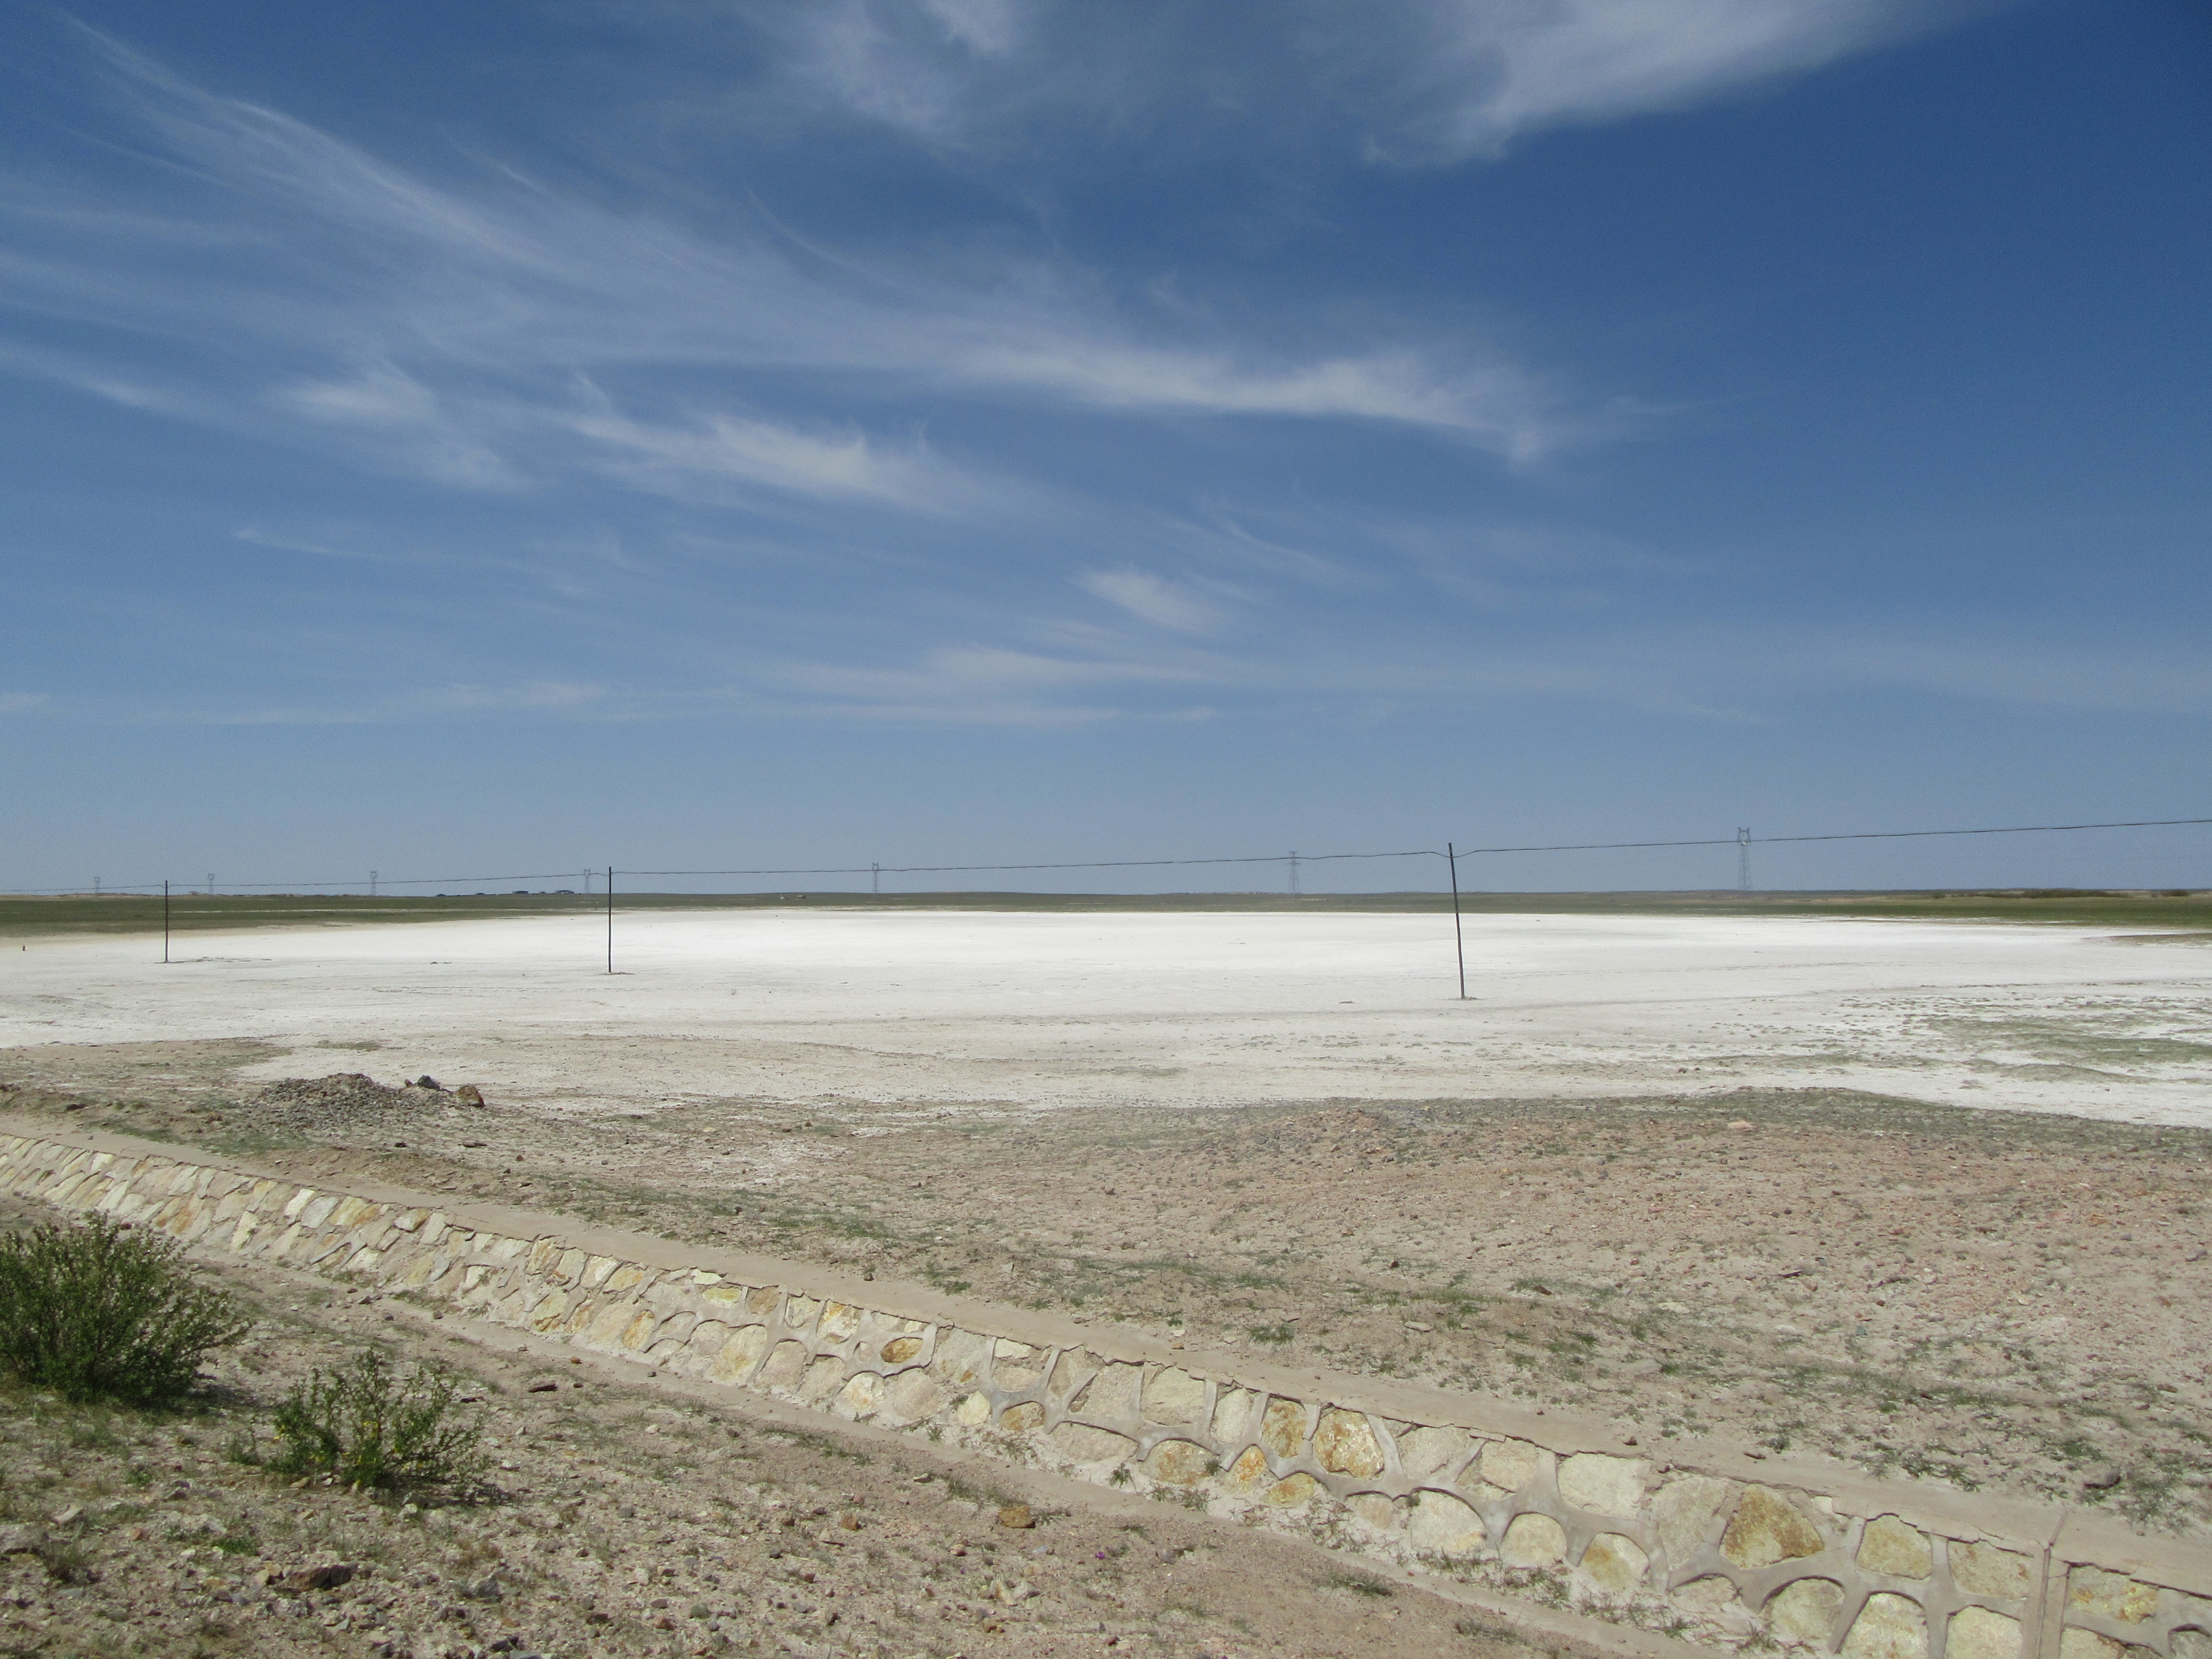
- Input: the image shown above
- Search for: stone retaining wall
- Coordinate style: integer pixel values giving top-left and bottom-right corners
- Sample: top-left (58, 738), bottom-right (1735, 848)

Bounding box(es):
top-left (4, 1125), bottom-right (2204, 1659)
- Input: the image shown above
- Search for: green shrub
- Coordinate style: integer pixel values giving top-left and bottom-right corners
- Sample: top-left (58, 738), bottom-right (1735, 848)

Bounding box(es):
top-left (270, 1349), bottom-right (484, 1495)
top-left (0, 1216), bottom-right (249, 1405)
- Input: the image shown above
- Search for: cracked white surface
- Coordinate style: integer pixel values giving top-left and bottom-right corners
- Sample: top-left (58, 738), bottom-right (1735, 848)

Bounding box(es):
top-left (3, 909), bottom-right (2207, 1125)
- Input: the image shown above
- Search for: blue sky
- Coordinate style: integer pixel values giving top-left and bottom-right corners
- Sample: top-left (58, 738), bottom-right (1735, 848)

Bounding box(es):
top-left (2, 0), bottom-right (2207, 893)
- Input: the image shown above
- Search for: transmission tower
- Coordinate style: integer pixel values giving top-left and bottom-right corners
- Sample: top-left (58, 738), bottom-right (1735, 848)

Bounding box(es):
top-left (1737, 827), bottom-right (1752, 893)
top-left (1288, 851), bottom-right (1301, 896)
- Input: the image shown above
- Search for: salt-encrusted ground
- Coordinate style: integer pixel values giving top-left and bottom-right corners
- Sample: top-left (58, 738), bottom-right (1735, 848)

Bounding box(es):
top-left (4, 909), bottom-right (2209, 1125)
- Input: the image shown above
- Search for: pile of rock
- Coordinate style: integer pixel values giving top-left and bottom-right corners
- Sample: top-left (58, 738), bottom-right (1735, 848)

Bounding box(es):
top-left (249, 1073), bottom-right (483, 1135)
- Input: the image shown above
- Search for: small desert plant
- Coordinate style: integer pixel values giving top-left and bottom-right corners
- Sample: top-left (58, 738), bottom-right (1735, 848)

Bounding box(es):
top-left (270, 1348), bottom-right (484, 1494)
top-left (0, 1216), bottom-right (250, 1405)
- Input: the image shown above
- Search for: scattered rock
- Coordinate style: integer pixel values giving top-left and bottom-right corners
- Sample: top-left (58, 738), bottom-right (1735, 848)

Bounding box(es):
top-left (273, 1562), bottom-right (358, 1593)
top-left (997, 1504), bottom-right (1034, 1530)
top-left (2083, 1469), bottom-right (2122, 1491)
top-left (0, 1525), bottom-right (45, 1556)
top-left (456, 1084), bottom-right (484, 1106)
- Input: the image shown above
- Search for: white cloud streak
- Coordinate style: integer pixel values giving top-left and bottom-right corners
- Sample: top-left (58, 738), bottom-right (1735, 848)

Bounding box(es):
top-left (742, 0), bottom-right (2000, 160)
top-left (1373, 0), bottom-right (1988, 158)
top-left (1078, 568), bottom-right (1221, 632)
top-left (0, 29), bottom-right (1580, 518)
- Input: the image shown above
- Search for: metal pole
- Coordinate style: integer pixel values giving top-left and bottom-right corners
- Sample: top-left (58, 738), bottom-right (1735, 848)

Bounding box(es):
top-left (606, 866), bottom-right (614, 974)
top-left (872, 862), bottom-right (880, 895)
top-left (163, 880), bottom-right (170, 965)
top-left (1448, 843), bottom-right (1466, 999)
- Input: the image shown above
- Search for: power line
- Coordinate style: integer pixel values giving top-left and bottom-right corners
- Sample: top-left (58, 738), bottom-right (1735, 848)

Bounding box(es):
top-left (1443, 815), bottom-right (2212, 858)
top-left (2, 816), bottom-right (2205, 899)
top-left (623, 848), bottom-right (1439, 878)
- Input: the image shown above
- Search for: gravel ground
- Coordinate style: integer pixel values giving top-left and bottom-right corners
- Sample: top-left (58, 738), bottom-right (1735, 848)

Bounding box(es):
top-left (2, 1044), bottom-right (2206, 1544)
top-left (0, 1188), bottom-right (1577, 1659)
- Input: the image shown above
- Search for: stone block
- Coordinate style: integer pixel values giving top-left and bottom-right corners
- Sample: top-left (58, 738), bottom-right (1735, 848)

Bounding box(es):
top-left (1950, 1542), bottom-right (2033, 1600)
top-left (1260, 1399), bottom-right (1307, 1460)
top-left (1264, 1473), bottom-right (1321, 1510)
top-left (1000, 1402), bottom-right (1045, 1433)
top-left (1397, 1425), bottom-right (1472, 1479)
top-left (880, 1370), bottom-right (942, 1425)
top-left (758, 1340), bottom-right (808, 1390)
top-left (1211, 1388), bottom-right (1258, 1446)
top-left (1049, 1348), bottom-right (1098, 1398)
top-left (1858, 1515), bottom-right (1933, 1579)
top-left (1500, 1512), bottom-right (1568, 1568)
top-left (1842, 1593), bottom-right (1928, 1659)
top-left (784, 1295), bottom-right (822, 1329)
top-left (1559, 1453), bottom-right (1649, 1519)
top-left (1145, 1440), bottom-right (1213, 1487)
top-left (2060, 1632), bottom-right (2124, 1659)
top-left (1224, 1445), bottom-right (1271, 1493)
top-left (620, 1310), bottom-right (660, 1351)
top-left (711, 1324), bottom-right (771, 1383)
top-left (954, 1391), bottom-right (992, 1427)
top-left (1142, 1367), bottom-right (1206, 1425)
top-left (1480, 1439), bottom-right (1543, 1491)
top-left (529, 1290), bottom-right (571, 1333)
top-left (1314, 1409), bottom-right (1385, 1477)
top-left (1723, 1487), bottom-right (1824, 1570)
top-left (1347, 1493), bottom-right (1400, 1531)
top-left (799, 1357), bottom-right (846, 1400)
top-left (1949, 1607), bottom-right (2025, 1659)
top-left (820, 1302), bottom-right (860, 1342)
top-left (1767, 1578), bottom-right (1844, 1646)
top-left (930, 1329), bottom-right (992, 1389)
top-left (1406, 1491), bottom-right (1486, 1557)
top-left (1650, 1475), bottom-right (1733, 1569)
top-left (2070, 1571), bottom-right (2158, 1625)
top-left (2170, 1631), bottom-right (2212, 1659)
top-left (1578, 1533), bottom-right (1649, 1598)
top-left (1048, 1423), bottom-right (1134, 1467)
top-left (880, 1336), bottom-right (924, 1365)
top-left (1071, 1363), bottom-right (1141, 1424)
top-left (993, 1339), bottom-right (1048, 1390)
top-left (835, 1374), bottom-right (883, 1418)
top-left (584, 1302), bottom-right (634, 1347)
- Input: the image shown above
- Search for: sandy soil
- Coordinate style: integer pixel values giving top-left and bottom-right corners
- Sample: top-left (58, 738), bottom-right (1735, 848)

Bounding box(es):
top-left (0, 1193), bottom-right (1567, 1659)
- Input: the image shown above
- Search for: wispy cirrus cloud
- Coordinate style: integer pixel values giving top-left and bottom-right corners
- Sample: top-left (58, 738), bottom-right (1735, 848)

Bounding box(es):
top-left (0, 26), bottom-right (1585, 521)
top-left (1343, 0), bottom-right (2000, 159)
top-left (738, 0), bottom-right (2002, 160)
top-left (1077, 567), bottom-right (1222, 633)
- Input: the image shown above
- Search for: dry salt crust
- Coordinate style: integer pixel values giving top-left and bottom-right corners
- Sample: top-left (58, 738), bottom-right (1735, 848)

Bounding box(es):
top-left (3, 910), bottom-right (2209, 1126)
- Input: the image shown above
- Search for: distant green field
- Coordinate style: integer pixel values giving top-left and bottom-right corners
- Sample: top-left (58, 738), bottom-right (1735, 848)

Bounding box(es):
top-left (2, 886), bottom-right (2207, 938)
